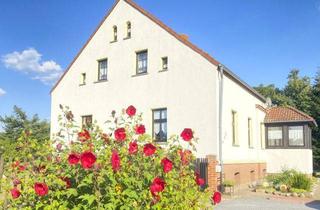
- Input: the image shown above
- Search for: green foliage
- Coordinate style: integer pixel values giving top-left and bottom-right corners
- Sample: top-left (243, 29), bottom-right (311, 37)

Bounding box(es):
top-left (290, 188), bottom-right (306, 194)
top-left (1, 106), bottom-right (215, 209)
top-left (266, 169), bottom-right (312, 191)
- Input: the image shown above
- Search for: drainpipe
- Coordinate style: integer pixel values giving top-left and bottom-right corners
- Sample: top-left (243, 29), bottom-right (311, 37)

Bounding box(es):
top-left (218, 64), bottom-right (224, 192)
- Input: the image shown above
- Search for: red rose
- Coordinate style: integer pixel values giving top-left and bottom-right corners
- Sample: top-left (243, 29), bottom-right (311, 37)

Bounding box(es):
top-left (80, 151), bottom-right (97, 169)
top-left (68, 153), bottom-right (80, 165)
top-left (180, 128), bottom-right (193, 141)
top-left (13, 179), bottom-right (21, 186)
top-left (128, 141), bottom-right (138, 155)
top-left (18, 165), bottom-right (26, 171)
top-left (114, 128), bottom-right (126, 142)
top-left (143, 143), bottom-right (156, 156)
top-left (212, 191), bottom-right (222, 205)
top-left (12, 161), bottom-right (20, 168)
top-left (150, 177), bottom-right (165, 196)
top-left (161, 158), bottom-right (173, 173)
top-left (34, 182), bottom-right (49, 196)
top-left (10, 188), bottom-right (21, 199)
top-left (135, 124), bottom-right (146, 135)
top-left (195, 172), bottom-right (205, 186)
top-left (178, 149), bottom-right (192, 165)
top-left (126, 105), bottom-right (136, 117)
top-left (61, 177), bottom-right (71, 188)
top-left (111, 150), bottom-right (121, 172)
top-left (78, 129), bottom-right (91, 142)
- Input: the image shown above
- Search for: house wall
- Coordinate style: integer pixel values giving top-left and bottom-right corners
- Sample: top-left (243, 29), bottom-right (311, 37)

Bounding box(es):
top-left (266, 149), bottom-right (313, 174)
top-left (51, 0), bottom-right (219, 157)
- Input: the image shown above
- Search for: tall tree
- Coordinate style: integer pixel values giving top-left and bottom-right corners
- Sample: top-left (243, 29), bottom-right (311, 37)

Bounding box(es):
top-left (254, 84), bottom-right (292, 106)
top-left (311, 69), bottom-right (320, 169)
top-left (283, 69), bottom-right (312, 114)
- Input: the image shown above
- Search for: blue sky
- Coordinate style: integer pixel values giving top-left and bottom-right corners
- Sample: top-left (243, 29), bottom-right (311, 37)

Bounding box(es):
top-left (0, 0), bottom-right (320, 121)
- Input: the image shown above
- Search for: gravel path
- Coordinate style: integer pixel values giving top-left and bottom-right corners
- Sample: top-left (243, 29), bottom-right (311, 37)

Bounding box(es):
top-left (215, 196), bottom-right (320, 210)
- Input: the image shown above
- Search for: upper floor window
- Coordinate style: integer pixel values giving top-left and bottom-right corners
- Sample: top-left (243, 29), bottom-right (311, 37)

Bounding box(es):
top-left (162, 57), bottom-right (168, 70)
top-left (267, 126), bottom-right (283, 147)
top-left (136, 50), bottom-right (148, 74)
top-left (260, 123), bottom-right (265, 149)
top-left (98, 59), bottom-right (108, 81)
top-left (113, 26), bottom-right (117, 42)
top-left (288, 126), bottom-right (304, 146)
top-left (153, 108), bottom-right (167, 142)
top-left (126, 21), bottom-right (131, 38)
top-left (80, 73), bottom-right (86, 85)
top-left (82, 115), bottom-right (92, 129)
top-left (232, 111), bottom-right (239, 146)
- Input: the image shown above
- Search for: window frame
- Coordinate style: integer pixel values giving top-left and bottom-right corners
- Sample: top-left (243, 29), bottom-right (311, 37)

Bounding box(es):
top-left (113, 25), bottom-right (118, 42)
top-left (232, 110), bottom-right (239, 146)
top-left (266, 126), bottom-right (284, 148)
top-left (152, 108), bottom-right (167, 143)
top-left (136, 50), bottom-right (148, 75)
top-left (161, 57), bottom-right (168, 70)
top-left (126, 21), bottom-right (131, 38)
top-left (82, 115), bottom-right (93, 129)
top-left (80, 73), bottom-right (86, 85)
top-left (248, 118), bottom-right (253, 148)
top-left (97, 58), bottom-right (108, 81)
top-left (288, 125), bottom-right (305, 147)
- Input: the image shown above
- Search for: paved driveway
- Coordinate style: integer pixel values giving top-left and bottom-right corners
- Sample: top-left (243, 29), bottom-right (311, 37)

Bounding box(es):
top-left (215, 196), bottom-right (320, 210)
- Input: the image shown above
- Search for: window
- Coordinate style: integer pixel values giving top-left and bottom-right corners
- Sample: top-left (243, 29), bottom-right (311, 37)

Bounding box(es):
top-left (153, 108), bottom-right (167, 142)
top-left (288, 126), bottom-right (304, 146)
top-left (82, 115), bottom-right (92, 129)
top-left (162, 57), bottom-right (168, 70)
top-left (113, 26), bottom-right (117, 41)
top-left (136, 50), bottom-right (148, 74)
top-left (80, 73), bottom-right (86, 85)
top-left (98, 59), bottom-right (108, 81)
top-left (267, 126), bottom-right (283, 147)
top-left (248, 118), bottom-right (253, 148)
top-left (260, 123), bottom-right (265, 149)
top-left (232, 111), bottom-right (239, 146)
top-left (126, 21), bottom-right (131, 38)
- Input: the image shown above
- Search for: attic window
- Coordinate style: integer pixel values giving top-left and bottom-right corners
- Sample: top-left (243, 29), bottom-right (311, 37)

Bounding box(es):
top-left (80, 73), bottom-right (86, 85)
top-left (113, 26), bottom-right (117, 42)
top-left (162, 57), bottom-right (168, 70)
top-left (126, 21), bottom-right (131, 38)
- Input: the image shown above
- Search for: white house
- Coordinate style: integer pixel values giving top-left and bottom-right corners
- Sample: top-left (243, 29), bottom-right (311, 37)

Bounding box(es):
top-left (50, 0), bottom-right (315, 187)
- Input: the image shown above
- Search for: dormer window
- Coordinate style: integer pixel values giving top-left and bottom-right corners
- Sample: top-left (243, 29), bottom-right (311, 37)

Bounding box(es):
top-left (126, 21), bottom-right (131, 38)
top-left (113, 26), bottom-right (117, 42)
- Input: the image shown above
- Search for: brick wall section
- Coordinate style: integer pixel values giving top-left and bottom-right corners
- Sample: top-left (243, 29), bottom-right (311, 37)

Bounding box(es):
top-left (223, 162), bottom-right (267, 185)
top-left (206, 155), bottom-right (218, 192)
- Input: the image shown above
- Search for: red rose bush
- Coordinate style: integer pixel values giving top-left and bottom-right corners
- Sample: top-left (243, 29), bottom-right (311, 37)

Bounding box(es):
top-left (1, 105), bottom-right (219, 209)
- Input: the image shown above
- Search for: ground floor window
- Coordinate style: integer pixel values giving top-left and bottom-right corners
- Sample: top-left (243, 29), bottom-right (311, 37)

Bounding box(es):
top-left (82, 115), bottom-right (92, 129)
top-left (288, 126), bottom-right (304, 146)
top-left (153, 108), bottom-right (167, 142)
top-left (267, 126), bottom-right (283, 147)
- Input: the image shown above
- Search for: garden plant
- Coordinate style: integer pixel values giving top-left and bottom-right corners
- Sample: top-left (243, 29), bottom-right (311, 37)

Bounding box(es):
top-left (1, 105), bottom-right (221, 209)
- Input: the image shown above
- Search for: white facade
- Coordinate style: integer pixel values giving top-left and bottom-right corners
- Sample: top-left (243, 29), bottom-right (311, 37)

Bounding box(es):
top-left (50, 0), bottom-right (313, 174)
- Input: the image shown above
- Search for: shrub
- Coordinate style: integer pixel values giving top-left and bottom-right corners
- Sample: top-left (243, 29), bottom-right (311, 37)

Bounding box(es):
top-left (290, 173), bottom-right (312, 191)
top-left (1, 105), bottom-right (219, 209)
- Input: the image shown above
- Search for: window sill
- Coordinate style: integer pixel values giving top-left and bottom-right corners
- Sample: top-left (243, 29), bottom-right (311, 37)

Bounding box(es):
top-left (94, 79), bottom-right (108, 84)
top-left (232, 144), bottom-right (240, 147)
top-left (159, 69), bottom-right (168, 73)
top-left (123, 37), bottom-right (131, 40)
top-left (110, 40), bottom-right (117, 44)
top-left (154, 141), bottom-right (167, 145)
top-left (79, 83), bottom-right (86, 86)
top-left (132, 72), bottom-right (148, 77)
top-left (249, 146), bottom-right (254, 149)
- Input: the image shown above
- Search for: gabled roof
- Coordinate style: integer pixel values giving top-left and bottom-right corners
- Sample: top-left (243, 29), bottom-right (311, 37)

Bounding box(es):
top-left (265, 106), bottom-right (317, 126)
top-left (50, 0), bottom-right (266, 102)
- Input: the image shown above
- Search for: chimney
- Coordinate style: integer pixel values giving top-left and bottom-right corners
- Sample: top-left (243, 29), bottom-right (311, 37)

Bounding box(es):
top-left (180, 34), bottom-right (189, 41)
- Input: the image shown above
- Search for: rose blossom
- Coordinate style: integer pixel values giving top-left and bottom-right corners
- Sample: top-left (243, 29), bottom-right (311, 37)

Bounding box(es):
top-left (178, 149), bottom-right (192, 165)
top-left (180, 128), bottom-right (193, 141)
top-left (111, 150), bottom-right (121, 171)
top-left (126, 105), bottom-right (136, 117)
top-left (212, 191), bottom-right (222, 205)
top-left (195, 172), bottom-right (205, 186)
top-left (143, 143), bottom-right (156, 156)
top-left (68, 153), bottom-right (80, 165)
top-left (128, 141), bottom-right (138, 155)
top-left (34, 182), bottom-right (49, 196)
top-left (161, 158), bottom-right (173, 173)
top-left (150, 177), bottom-right (165, 196)
top-left (114, 128), bottom-right (126, 142)
top-left (80, 151), bottom-right (97, 169)
top-left (13, 179), bottom-right (21, 186)
top-left (135, 124), bottom-right (146, 135)
top-left (10, 188), bottom-right (21, 199)
top-left (78, 130), bottom-right (91, 142)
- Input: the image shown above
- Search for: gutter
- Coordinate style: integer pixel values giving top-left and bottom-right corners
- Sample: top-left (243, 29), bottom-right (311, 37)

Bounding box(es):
top-left (218, 64), bottom-right (224, 192)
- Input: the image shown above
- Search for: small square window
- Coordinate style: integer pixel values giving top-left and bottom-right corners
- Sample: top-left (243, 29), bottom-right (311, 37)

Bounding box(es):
top-left (98, 59), bottom-right (108, 81)
top-left (136, 50), bottom-right (148, 74)
top-left (113, 26), bottom-right (117, 42)
top-left (127, 22), bottom-right (131, 38)
top-left (162, 57), bottom-right (168, 70)
top-left (82, 115), bottom-right (92, 129)
top-left (80, 73), bottom-right (86, 85)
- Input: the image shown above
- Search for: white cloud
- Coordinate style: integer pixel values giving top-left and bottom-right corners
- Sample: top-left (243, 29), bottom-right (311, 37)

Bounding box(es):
top-left (1, 48), bottom-right (63, 85)
top-left (0, 88), bottom-right (6, 97)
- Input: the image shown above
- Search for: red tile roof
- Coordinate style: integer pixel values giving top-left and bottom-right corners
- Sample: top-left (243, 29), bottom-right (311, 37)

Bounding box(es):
top-left (265, 106), bottom-right (317, 126)
top-left (50, 0), bottom-right (266, 102)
